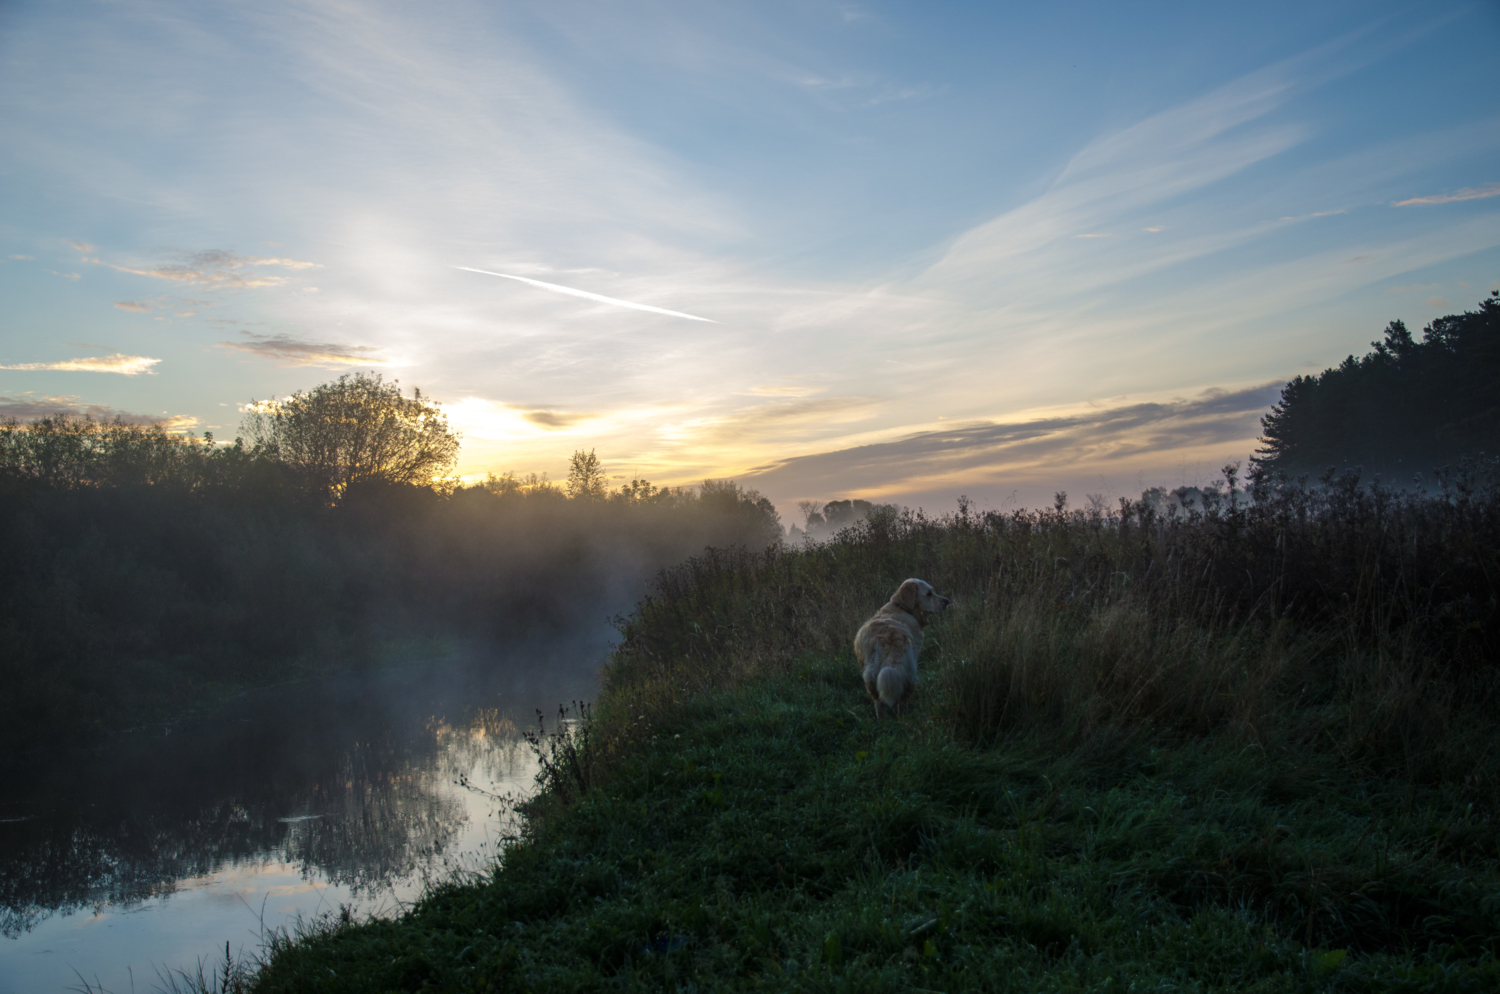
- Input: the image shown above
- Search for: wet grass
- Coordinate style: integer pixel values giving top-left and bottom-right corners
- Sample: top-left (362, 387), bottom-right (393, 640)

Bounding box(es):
top-left (247, 655), bottom-right (1498, 992)
top-left (244, 472), bottom-right (1500, 991)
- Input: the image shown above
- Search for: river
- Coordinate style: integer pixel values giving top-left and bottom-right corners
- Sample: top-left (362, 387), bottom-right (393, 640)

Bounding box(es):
top-left (0, 639), bottom-right (604, 993)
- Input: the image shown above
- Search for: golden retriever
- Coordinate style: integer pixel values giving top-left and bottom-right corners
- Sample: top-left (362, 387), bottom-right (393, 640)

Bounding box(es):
top-left (854, 578), bottom-right (951, 718)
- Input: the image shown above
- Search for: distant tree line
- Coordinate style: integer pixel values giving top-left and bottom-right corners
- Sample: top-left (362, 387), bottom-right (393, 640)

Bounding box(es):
top-left (0, 372), bottom-right (782, 753)
top-left (1255, 291), bottom-right (1499, 477)
top-left (789, 498), bottom-right (900, 542)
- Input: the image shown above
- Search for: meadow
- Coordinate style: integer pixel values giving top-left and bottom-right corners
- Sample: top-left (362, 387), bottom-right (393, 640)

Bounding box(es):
top-left (241, 461), bottom-right (1500, 992)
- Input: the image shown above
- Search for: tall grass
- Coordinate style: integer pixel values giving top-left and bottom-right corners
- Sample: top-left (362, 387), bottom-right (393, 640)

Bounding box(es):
top-left (606, 461), bottom-right (1500, 795)
top-left (240, 462), bottom-right (1500, 992)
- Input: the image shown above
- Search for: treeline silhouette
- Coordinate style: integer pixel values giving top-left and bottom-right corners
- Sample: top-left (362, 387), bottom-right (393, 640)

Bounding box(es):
top-left (0, 375), bottom-right (781, 754)
top-left (1256, 290), bottom-right (1499, 476)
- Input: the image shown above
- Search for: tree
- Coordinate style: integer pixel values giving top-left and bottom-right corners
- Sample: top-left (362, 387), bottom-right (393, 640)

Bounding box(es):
top-left (241, 372), bottom-right (459, 500)
top-left (566, 449), bottom-right (609, 500)
top-left (698, 479), bottom-right (782, 546)
top-left (1255, 292), bottom-right (1500, 476)
top-left (0, 414), bottom-right (205, 490)
top-left (796, 500), bottom-right (824, 531)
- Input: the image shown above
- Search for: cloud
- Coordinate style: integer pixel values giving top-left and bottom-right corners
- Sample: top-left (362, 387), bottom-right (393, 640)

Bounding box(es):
top-left (795, 74), bottom-right (859, 90)
top-left (865, 81), bottom-right (944, 106)
top-left (9, 254), bottom-right (35, 261)
top-left (113, 300), bottom-right (151, 312)
top-left (444, 397), bottom-right (622, 442)
top-left (521, 409), bottom-right (591, 428)
top-left (1141, 227), bottom-right (1163, 233)
top-left (1392, 182), bottom-right (1500, 206)
top-left (0, 354), bottom-right (161, 375)
top-left (217, 334), bottom-right (392, 367)
top-left (0, 393), bottom-right (198, 429)
top-left (48, 270), bottom-right (81, 280)
top-left (744, 383), bottom-right (1283, 496)
top-left (67, 240), bottom-right (95, 253)
top-left (1074, 233), bottom-right (1112, 239)
top-left (913, 55), bottom-right (1319, 305)
top-left (92, 250), bottom-right (320, 289)
top-left (1425, 296), bottom-right (1447, 308)
top-left (453, 266), bottom-right (717, 323)
top-left (692, 396), bottom-right (877, 445)
top-left (1277, 209), bottom-right (1348, 220)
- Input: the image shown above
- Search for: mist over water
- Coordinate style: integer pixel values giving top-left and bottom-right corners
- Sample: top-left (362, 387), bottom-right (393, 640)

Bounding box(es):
top-left (0, 635), bottom-right (610, 994)
top-left (0, 408), bottom-right (792, 991)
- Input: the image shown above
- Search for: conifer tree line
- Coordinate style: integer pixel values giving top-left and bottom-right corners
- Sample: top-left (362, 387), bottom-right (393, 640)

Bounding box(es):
top-left (1255, 291), bottom-right (1499, 477)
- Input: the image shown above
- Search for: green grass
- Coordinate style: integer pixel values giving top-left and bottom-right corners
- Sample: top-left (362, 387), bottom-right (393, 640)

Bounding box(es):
top-left (248, 654), bottom-right (1499, 993)
top-left (244, 477), bottom-right (1500, 991)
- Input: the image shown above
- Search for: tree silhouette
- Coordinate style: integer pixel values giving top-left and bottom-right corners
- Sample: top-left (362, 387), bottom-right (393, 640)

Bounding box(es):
top-left (1256, 291), bottom-right (1499, 476)
top-left (241, 372), bottom-right (458, 500)
top-left (565, 449), bottom-right (609, 500)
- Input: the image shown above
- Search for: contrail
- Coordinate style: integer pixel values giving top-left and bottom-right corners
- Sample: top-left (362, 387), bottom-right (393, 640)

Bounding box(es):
top-left (453, 266), bottom-right (716, 323)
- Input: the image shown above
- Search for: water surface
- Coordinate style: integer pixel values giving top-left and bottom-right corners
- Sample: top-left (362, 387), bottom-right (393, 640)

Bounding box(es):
top-left (0, 643), bottom-right (603, 993)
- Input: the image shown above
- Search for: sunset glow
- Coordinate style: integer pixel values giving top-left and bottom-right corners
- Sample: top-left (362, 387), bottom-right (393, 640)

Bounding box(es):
top-left (2, 1), bottom-right (1496, 516)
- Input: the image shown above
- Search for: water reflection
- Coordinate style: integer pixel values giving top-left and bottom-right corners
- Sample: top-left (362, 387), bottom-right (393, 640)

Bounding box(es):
top-left (0, 645), bottom-right (599, 990)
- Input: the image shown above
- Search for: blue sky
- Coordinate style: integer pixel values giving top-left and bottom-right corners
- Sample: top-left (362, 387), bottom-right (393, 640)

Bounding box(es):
top-left (2, 0), bottom-right (1497, 515)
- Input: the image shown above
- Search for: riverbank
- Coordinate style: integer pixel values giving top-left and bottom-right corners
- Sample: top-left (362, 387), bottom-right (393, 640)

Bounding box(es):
top-left (249, 654), bottom-right (1498, 992)
top-left (248, 485), bottom-right (1500, 992)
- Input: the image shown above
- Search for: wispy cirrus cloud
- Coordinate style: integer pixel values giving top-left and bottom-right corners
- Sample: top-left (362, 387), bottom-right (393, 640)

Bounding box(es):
top-left (113, 300), bottom-right (151, 312)
top-left (745, 383), bottom-right (1283, 498)
top-left (693, 396), bottom-right (877, 445)
top-left (0, 354), bottom-right (160, 375)
top-left (217, 334), bottom-right (392, 367)
top-left (1392, 182), bottom-right (1500, 206)
top-left (91, 250), bottom-right (320, 289)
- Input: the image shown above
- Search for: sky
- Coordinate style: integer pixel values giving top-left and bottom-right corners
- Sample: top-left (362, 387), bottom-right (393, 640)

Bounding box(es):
top-left (2, 0), bottom-right (1497, 520)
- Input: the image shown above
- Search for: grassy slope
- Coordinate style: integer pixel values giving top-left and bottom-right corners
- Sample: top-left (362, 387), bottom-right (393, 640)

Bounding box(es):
top-left (249, 654), bottom-right (1498, 993)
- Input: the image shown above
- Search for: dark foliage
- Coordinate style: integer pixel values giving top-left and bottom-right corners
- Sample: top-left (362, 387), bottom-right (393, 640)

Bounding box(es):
top-left (1256, 291), bottom-right (1500, 475)
top-left (0, 415), bottom-right (782, 756)
top-left (240, 372), bottom-right (461, 501)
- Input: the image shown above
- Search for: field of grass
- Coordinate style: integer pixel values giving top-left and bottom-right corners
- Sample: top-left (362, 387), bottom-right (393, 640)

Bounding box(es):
top-left (243, 466), bottom-right (1500, 992)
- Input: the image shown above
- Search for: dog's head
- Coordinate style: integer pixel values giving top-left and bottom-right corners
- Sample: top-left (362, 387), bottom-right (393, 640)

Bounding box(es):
top-left (892, 578), bottom-right (951, 624)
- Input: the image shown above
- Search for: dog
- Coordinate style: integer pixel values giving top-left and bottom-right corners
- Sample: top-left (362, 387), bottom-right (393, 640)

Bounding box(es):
top-left (854, 578), bottom-right (951, 718)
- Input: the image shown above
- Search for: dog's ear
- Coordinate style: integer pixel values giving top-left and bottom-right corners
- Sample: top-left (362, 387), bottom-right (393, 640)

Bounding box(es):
top-left (895, 580), bottom-right (919, 612)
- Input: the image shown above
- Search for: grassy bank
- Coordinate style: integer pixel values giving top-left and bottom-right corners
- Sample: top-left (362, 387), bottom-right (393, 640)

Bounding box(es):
top-left (248, 659), bottom-right (1498, 992)
top-left (245, 469), bottom-right (1500, 992)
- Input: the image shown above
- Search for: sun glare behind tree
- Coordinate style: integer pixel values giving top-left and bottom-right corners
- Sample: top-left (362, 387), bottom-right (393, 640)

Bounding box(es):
top-left (241, 372), bottom-right (459, 501)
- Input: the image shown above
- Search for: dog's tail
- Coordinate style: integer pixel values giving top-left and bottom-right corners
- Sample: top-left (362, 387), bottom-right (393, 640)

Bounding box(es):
top-left (876, 666), bottom-right (909, 712)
